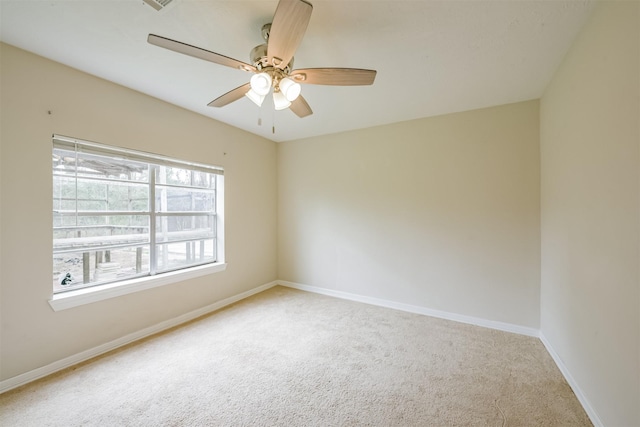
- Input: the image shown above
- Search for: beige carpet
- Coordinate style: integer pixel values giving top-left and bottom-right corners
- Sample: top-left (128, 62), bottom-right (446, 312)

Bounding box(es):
top-left (0, 286), bottom-right (591, 426)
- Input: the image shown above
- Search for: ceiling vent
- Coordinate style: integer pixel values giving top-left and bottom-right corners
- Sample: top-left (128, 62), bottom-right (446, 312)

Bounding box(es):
top-left (143, 0), bottom-right (174, 11)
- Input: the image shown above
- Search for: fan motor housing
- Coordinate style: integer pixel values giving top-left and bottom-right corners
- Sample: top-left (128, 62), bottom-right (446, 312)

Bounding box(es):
top-left (250, 23), bottom-right (294, 71)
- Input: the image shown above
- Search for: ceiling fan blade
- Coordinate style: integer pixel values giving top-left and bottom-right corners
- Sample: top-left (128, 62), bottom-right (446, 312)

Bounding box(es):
top-left (290, 68), bottom-right (377, 86)
top-left (267, 0), bottom-right (313, 69)
top-left (148, 34), bottom-right (256, 73)
top-left (207, 83), bottom-right (252, 107)
top-left (290, 95), bottom-right (313, 118)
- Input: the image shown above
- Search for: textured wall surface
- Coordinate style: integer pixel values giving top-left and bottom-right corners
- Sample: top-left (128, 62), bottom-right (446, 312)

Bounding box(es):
top-left (540, 2), bottom-right (640, 425)
top-left (278, 100), bottom-right (541, 328)
top-left (0, 43), bottom-right (278, 380)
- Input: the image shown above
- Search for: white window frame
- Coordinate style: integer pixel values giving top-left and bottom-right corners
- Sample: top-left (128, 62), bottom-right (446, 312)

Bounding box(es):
top-left (49, 135), bottom-right (226, 311)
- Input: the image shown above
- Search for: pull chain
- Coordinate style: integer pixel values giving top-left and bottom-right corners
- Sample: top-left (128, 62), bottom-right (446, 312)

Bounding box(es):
top-left (272, 104), bottom-right (276, 134)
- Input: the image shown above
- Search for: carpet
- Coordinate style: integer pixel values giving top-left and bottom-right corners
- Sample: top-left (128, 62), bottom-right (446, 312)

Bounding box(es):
top-left (0, 286), bottom-right (592, 426)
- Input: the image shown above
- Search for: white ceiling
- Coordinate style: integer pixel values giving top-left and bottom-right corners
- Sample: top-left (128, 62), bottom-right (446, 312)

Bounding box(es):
top-left (0, 0), bottom-right (595, 142)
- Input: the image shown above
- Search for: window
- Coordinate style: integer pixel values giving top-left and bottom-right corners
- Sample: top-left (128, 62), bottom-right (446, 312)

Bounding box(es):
top-left (52, 135), bottom-right (224, 295)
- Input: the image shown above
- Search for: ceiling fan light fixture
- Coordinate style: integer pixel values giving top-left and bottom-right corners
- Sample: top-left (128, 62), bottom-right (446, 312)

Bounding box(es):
top-left (148, 0), bottom-right (376, 119)
top-left (245, 89), bottom-right (265, 107)
top-left (279, 77), bottom-right (301, 102)
top-left (250, 72), bottom-right (272, 96)
top-left (273, 90), bottom-right (291, 110)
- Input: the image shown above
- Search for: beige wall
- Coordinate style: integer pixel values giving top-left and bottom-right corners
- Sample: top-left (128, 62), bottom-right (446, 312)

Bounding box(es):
top-left (278, 100), bottom-right (541, 328)
top-left (0, 43), bottom-right (278, 380)
top-left (3, 3), bottom-right (638, 423)
top-left (540, 1), bottom-right (640, 426)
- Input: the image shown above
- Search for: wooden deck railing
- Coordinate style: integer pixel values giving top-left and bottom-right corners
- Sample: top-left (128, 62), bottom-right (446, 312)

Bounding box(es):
top-left (54, 229), bottom-right (214, 284)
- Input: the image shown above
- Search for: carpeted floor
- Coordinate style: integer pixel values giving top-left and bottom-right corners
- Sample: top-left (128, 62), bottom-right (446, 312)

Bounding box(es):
top-left (0, 286), bottom-right (591, 426)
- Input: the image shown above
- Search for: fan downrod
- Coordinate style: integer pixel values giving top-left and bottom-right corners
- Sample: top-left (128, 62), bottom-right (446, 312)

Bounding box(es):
top-left (261, 23), bottom-right (271, 42)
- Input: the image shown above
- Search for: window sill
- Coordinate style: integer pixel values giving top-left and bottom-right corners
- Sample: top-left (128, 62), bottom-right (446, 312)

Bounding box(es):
top-left (48, 262), bottom-right (227, 311)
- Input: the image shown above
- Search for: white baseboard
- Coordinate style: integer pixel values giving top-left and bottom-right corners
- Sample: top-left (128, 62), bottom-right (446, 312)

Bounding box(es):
top-left (277, 281), bottom-right (540, 337)
top-left (0, 278), bottom-right (603, 427)
top-left (0, 281), bottom-right (278, 394)
top-left (539, 333), bottom-right (603, 427)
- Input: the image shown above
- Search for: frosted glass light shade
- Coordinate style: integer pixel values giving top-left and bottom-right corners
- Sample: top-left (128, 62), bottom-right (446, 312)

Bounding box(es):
top-left (273, 90), bottom-right (291, 110)
top-left (245, 89), bottom-right (265, 106)
top-left (250, 73), bottom-right (272, 96)
top-left (279, 77), bottom-right (301, 102)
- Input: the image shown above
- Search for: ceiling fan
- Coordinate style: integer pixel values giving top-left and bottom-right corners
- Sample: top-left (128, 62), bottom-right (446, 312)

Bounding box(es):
top-left (148, 0), bottom-right (376, 118)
